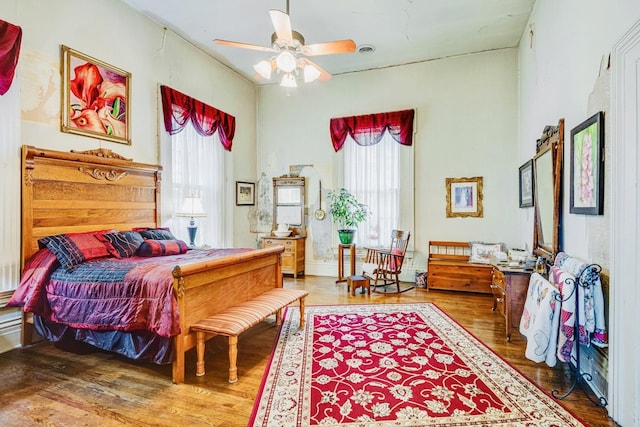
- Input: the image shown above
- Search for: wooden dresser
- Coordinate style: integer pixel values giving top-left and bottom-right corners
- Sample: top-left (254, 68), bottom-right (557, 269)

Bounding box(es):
top-left (262, 235), bottom-right (305, 278)
top-left (490, 264), bottom-right (532, 341)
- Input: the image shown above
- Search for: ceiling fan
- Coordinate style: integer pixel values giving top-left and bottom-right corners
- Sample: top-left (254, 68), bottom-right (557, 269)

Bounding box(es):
top-left (213, 0), bottom-right (356, 86)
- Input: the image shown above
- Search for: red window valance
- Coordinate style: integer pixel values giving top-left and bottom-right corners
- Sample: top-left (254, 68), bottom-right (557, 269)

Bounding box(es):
top-left (329, 109), bottom-right (415, 152)
top-left (160, 85), bottom-right (236, 151)
top-left (0, 20), bottom-right (22, 96)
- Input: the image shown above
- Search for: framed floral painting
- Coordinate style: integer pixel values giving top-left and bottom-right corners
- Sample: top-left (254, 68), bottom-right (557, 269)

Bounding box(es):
top-left (446, 176), bottom-right (483, 218)
top-left (570, 111), bottom-right (604, 215)
top-left (61, 45), bottom-right (131, 145)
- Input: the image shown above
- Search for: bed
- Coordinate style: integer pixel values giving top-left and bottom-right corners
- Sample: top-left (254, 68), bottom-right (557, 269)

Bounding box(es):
top-left (10, 145), bottom-right (283, 384)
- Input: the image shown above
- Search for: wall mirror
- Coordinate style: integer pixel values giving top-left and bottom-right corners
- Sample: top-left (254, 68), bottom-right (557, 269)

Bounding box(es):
top-left (273, 177), bottom-right (306, 236)
top-left (533, 118), bottom-right (564, 260)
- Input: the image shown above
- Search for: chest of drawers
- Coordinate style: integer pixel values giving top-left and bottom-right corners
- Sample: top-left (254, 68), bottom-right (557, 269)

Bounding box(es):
top-left (261, 236), bottom-right (305, 278)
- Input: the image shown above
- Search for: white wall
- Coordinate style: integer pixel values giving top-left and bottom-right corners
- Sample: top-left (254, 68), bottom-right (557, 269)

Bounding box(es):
top-left (257, 49), bottom-right (520, 276)
top-left (518, 0), bottom-right (640, 260)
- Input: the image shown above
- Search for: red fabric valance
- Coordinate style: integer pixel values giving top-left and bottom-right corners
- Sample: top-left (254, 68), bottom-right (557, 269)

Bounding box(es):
top-left (0, 20), bottom-right (22, 96)
top-left (160, 85), bottom-right (235, 151)
top-left (329, 109), bottom-right (414, 152)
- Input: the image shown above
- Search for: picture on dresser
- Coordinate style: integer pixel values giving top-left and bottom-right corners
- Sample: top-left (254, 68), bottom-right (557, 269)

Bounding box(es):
top-left (445, 176), bottom-right (483, 218)
top-left (519, 159), bottom-right (534, 208)
top-left (570, 111), bottom-right (604, 215)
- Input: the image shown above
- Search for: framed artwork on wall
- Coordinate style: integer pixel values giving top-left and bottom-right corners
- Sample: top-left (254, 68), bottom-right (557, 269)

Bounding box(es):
top-left (61, 45), bottom-right (131, 145)
top-left (236, 181), bottom-right (255, 206)
top-left (570, 111), bottom-right (604, 215)
top-left (446, 176), bottom-right (483, 218)
top-left (519, 159), bottom-right (534, 208)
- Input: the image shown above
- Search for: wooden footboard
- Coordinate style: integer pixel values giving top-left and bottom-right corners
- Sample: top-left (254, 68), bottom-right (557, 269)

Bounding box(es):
top-left (170, 245), bottom-right (284, 384)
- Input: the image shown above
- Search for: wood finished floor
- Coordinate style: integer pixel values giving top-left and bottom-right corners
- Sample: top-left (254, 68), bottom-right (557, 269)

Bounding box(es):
top-left (0, 276), bottom-right (618, 427)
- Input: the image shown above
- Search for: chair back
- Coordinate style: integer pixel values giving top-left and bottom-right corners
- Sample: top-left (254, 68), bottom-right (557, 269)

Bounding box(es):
top-left (389, 230), bottom-right (410, 271)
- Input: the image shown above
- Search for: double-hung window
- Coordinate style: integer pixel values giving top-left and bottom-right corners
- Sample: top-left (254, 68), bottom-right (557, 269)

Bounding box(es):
top-left (160, 86), bottom-right (235, 248)
top-left (331, 110), bottom-right (415, 249)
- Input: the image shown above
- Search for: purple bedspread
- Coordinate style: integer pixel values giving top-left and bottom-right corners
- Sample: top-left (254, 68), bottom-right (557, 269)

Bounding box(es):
top-left (7, 247), bottom-right (251, 363)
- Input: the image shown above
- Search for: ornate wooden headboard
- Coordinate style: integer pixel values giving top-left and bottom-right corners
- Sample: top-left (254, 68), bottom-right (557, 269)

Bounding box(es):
top-left (21, 145), bottom-right (162, 267)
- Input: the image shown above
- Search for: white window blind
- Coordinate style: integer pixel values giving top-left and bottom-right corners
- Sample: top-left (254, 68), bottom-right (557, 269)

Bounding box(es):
top-left (0, 80), bottom-right (20, 292)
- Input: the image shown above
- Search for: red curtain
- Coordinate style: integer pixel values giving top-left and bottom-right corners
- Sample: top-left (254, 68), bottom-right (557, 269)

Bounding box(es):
top-left (329, 109), bottom-right (414, 152)
top-left (160, 85), bottom-right (236, 151)
top-left (0, 20), bottom-right (22, 96)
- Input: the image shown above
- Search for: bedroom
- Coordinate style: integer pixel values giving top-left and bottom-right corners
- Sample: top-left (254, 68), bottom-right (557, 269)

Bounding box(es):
top-left (0, 0), bottom-right (638, 426)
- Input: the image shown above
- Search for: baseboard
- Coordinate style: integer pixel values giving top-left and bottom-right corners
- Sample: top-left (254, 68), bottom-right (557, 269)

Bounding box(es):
top-left (0, 306), bottom-right (22, 353)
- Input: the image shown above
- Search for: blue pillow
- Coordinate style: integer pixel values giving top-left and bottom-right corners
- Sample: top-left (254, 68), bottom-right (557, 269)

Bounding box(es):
top-left (97, 231), bottom-right (144, 258)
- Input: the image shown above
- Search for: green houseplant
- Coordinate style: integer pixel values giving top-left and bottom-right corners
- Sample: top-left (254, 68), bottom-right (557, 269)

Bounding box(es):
top-left (327, 187), bottom-right (369, 244)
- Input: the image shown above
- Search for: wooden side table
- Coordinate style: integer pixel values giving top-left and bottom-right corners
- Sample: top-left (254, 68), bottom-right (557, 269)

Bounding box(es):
top-left (336, 243), bottom-right (356, 283)
top-left (491, 264), bottom-right (532, 341)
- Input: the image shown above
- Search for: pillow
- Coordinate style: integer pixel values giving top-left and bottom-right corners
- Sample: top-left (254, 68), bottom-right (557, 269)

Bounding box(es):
top-left (134, 227), bottom-right (177, 240)
top-left (468, 242), bottom-right (505, 264)
top-left (38, 232), bottom-right (112, 268)
top-left (137, 239), bottom-right (189, 257)
top-left (97, 231), bottom-right (144, 258)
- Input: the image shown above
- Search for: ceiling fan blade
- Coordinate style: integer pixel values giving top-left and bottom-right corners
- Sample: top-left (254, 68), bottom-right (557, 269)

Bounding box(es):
top-left (269, 10), bottom-right (293, 45)
top-left (300, 58), bottom-right (332, 82)
top-left (213, 39), bottom-right (276, 53)
top-left (302, 40), bottom-right (356, 56)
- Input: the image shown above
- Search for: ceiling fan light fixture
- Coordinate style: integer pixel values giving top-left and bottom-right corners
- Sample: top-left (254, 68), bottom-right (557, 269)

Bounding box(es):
top-left (253, 59), bottom-right (272, 79)
top-left (303, 63), bottom-right (321, 83)
top-left (275, 50), bottom-right (297, 73)
top-left (280, 73), bottom-right (297, 88)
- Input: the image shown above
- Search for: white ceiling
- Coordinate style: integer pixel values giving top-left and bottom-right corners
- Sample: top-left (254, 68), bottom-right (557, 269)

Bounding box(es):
top-left (121, 0), bottom-right (535, 85)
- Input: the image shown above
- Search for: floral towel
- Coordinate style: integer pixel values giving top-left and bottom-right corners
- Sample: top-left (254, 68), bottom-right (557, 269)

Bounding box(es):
top-left (554, 252), bottom-right (608, 348)
top-left (519, 273), bottom-right (561, 367)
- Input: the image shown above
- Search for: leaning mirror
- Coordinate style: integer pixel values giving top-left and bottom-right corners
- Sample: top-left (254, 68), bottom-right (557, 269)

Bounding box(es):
top-left (533, 118), bottom-right (564, 260)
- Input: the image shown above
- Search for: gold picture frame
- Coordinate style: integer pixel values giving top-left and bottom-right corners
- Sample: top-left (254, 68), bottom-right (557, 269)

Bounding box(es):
top-left (446, 176), bottom-right (483, 218)
top-left (61, 45), bottom-right (131, 145)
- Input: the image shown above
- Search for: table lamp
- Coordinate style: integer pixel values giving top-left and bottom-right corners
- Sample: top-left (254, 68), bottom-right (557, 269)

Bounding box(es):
top-left (176, 196), bottom-right (207, 247)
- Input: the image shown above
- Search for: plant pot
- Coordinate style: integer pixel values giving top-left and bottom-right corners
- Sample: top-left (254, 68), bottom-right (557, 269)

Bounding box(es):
top-left (338, 229), bottom-right (356, 245)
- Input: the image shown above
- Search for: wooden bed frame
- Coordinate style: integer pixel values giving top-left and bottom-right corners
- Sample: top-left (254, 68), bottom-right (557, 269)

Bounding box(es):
top-left (20, 145), bottom-right (283, 384)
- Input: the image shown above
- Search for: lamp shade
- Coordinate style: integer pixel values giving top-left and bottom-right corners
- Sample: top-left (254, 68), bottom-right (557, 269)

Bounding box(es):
top-left (177, 196), bottom-right (207, 218)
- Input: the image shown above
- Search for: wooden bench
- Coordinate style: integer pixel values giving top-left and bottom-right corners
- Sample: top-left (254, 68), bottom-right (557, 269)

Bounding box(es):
top-left (427, 241), bottom-right (493, 294)
top-left (190, 288), bottom-right (309, 383)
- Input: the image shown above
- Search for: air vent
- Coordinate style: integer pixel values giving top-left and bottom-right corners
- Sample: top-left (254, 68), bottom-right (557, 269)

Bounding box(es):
top-left (358, 44), bottom-right (375, 54)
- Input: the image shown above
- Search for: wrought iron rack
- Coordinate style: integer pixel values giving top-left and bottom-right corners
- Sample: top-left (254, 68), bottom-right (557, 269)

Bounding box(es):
top-left (550, 263), bottom-right (608, 407)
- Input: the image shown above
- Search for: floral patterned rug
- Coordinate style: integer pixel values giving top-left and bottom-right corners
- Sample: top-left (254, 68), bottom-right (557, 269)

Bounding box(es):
top-left (248, 303), bottom-right (586, 427)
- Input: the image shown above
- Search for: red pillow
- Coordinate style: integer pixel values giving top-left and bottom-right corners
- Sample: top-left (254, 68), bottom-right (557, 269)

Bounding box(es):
top-left (137, 239), bottom-right (189, 257)
top-left (38, 232), bottom-right (112, 268)
top-left (388, 248), bottom-right (403, 271)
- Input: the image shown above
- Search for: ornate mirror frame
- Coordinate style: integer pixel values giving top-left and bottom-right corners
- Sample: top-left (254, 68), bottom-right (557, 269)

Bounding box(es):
top-left (532, 118), bottom-right (564, 261)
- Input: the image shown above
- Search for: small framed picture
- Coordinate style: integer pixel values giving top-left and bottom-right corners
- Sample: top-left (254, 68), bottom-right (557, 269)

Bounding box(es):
top-left (236, 181), bottom-right (255, 206)
top-left (519, 159), bottom-right (534, 208)
top-left (446, 176), bottom-right (483, 218)
top-left (570, 111), bottom-right (604, 215)
top-left (61, 45), bottom-right (131, 145)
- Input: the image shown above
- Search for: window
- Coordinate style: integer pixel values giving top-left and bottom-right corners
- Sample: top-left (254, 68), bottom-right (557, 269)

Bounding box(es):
top-left (340, 134), bottom-right (414, 249)
top-left (330, 109), bottom-right (415, 250)
top-left (159, 86), bottom-right (235, 248)
top-left (167, 125), bottom-right (231, 247)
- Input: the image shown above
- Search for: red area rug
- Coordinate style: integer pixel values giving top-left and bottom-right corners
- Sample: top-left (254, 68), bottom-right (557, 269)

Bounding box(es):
top-left (249, 303), bottom-right (586, 426)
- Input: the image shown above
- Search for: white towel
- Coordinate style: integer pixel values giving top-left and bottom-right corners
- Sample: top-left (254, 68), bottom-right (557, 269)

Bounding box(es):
top-left (519, 273), bottom-right (561, 367)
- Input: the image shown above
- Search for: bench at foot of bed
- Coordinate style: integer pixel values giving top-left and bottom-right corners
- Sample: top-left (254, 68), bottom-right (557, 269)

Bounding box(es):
top-left (190, 288), bottom-right (309, 383)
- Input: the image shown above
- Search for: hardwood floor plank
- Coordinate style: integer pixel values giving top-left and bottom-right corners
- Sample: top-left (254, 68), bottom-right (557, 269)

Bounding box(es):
top-left (0, 276), bottom-right (618, 426)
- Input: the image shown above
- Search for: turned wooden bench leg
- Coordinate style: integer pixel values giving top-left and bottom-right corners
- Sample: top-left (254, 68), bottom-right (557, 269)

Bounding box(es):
top-left (228, 335), bottom-right (239, 383)
top-left (196, 331), bottom-right (206, 377)
top-left (299, 297), bottom-right (306, 328)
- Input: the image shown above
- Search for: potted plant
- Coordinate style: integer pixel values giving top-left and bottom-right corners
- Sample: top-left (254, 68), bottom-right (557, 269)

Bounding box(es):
top-left (327, 187), bottom-right (369, 244)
